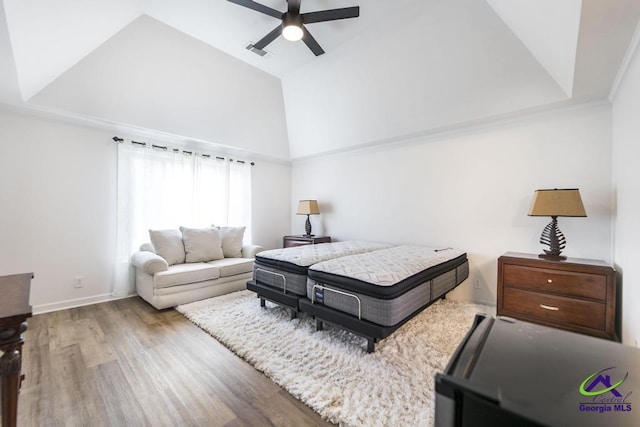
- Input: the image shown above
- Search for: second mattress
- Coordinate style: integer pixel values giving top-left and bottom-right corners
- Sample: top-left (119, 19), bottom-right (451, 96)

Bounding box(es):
top-left (306, 246), bottom-right (469, 326)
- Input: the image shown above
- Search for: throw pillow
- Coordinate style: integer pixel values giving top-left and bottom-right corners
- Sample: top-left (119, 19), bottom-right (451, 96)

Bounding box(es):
top-left (219, 226), bottom-right (246, 258)
top-left (180, 226), bottom-right (224, 262)
top-left (148, 229), bottom-right (185, 265)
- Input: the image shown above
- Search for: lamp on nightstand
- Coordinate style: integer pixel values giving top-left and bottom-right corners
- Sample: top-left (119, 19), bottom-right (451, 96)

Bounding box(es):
top-left (528, 188), bottom-right (587, 260)
top-left (296, 200), bottom-right (320, 237)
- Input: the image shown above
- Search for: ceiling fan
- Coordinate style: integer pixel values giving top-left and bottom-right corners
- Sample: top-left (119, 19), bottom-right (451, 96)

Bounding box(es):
top-left (228, 0), bottom-right (360, 56)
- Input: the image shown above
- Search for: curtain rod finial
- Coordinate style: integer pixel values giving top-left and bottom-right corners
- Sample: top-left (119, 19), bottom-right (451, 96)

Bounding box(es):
top-left (112, 136), bottom-right (124, 143)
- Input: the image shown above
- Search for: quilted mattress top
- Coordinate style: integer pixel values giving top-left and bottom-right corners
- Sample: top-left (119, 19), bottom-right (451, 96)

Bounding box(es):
top-left (308, 246), bottom-right (466, 287)
top-left (256, 240), bottom-right (394, 267)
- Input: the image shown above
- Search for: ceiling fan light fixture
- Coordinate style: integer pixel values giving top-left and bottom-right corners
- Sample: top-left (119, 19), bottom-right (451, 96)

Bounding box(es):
top-left (282, 24), bottom-right (303, 41)
top-left (282, 13), bottom-right (303, 41)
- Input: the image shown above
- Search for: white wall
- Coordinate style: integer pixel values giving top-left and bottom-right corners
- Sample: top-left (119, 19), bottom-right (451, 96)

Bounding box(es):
top-left (612, 36), bottom-right (640, 346)
top-left (0, 108), bottom-right (291, 312)
top-left (0, 110), bottom-right (117, 311)
top-left (29, 14), bottom-right (290, 161)
top-left (251, 160), bottom-right (291, 250)
top-left (292, 103), bottom-right (613, 306)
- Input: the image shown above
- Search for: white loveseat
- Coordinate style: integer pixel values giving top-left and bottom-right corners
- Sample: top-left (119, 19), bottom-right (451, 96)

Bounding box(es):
top-left (131, 226), bottom-right (263, 309)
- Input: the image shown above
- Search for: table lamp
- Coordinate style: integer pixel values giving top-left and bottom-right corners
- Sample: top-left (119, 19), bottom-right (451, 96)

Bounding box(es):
top-left (528, 188), bottom-right (587, 260)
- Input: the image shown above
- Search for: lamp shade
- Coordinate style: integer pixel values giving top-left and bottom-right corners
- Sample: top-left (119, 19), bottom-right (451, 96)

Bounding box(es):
top-left (528, 189), bottom-right (587, 217)
top-left (296, 200), bottom-right (320, 215)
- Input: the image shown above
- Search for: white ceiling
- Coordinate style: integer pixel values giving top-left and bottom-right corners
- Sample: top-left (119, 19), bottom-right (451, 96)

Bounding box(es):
top-left (1, 0), bottom-right (640, 157)
top-left (4, 0), bottom-right (419, 100)
top-left (487, 0), bottom-right (582, 97)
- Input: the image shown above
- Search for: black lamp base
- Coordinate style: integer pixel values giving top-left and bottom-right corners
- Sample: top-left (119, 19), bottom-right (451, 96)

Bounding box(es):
top-left (539, 216), bottom-right (567, 260)
top-left (304, 214), bottom-right (312, 237)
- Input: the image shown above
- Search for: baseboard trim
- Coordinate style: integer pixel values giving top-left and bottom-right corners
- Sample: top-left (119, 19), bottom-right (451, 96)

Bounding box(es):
top-left (33, 293), bottom-right (136, 315)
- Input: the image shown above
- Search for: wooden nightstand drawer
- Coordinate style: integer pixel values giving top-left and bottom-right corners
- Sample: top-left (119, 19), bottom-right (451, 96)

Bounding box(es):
top-left (503, 264), bottom-right (606, 301)
top-left (497, 252), bottom-right (617, 341)
top-left (502, 287), bottom-right (606, 331)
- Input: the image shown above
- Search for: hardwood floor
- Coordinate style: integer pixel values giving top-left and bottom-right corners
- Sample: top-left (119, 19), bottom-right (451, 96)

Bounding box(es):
top-left (17, 296), bottom-right (333, 426)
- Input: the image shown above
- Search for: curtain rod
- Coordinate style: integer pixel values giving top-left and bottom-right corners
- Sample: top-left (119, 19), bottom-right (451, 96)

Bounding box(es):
top-left (112, 136), bottom-right (254, 165)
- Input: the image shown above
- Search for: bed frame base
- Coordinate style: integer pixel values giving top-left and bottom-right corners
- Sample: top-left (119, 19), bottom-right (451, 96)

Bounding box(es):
top-left (315, 318), bottom-right (378, 353)
top-left (246, 280), bottom-right (302, 319)
top-left (300, 296), bottom-right (443, 353)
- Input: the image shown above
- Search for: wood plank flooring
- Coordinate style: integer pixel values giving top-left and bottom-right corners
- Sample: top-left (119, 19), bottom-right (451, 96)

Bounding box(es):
top-left (17, 296), bottom-right (333, 426)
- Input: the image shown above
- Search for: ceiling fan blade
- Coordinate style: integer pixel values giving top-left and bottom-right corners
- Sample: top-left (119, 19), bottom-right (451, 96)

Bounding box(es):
top-left (301, 26), bottom-right (325, 56)
top-left (302, 6), bottom-right (360, 24)
top-left (288, 0), bottom-right (301, 15)
top-left (253, 25), bottom-right (282, 50)
top-left (227, 0), bottom-right (282, 19)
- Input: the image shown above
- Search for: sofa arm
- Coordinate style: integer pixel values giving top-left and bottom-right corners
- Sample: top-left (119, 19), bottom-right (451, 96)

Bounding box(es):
top-left (242, 245), bottom-right (264, 259)
top-left (131, 251), bottom-right (169, 275)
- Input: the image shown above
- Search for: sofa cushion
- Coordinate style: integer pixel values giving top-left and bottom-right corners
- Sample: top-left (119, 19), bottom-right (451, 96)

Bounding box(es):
top-left (208, 257), bottom-right (254, 277)
top-left (154, 263), bottom-right (221, 289)
top-left (219, 226), bottom-right (246, 258)
top-left (180, 226), bottom-right (224, 262)
top-left (149, 229), bottom-right (185, 265)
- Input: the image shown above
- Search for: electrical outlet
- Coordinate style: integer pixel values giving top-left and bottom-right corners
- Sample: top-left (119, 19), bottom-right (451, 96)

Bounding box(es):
top-left (74, 276), bottom-right (84, 288)
top-left (474, 279), bottom-right (481, 289)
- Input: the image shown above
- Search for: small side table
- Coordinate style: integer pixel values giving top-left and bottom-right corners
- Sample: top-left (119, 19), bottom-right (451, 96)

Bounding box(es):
top-left (497, 252), bottom-right (617, 341)
top-left (0, 273), bottom-right (33, 427)
top-left (283, 235), bottom-right (331, 248)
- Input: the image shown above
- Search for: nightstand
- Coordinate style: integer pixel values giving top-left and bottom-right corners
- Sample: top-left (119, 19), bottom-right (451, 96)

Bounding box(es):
top-left (497, 252), bottom-right (617, 341)
top-left (283, 235), bottom-right (331, 248)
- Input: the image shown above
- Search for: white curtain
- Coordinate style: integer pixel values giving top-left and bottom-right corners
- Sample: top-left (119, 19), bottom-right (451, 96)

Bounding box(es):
top-left (112, 143), bottom-right (252, 297)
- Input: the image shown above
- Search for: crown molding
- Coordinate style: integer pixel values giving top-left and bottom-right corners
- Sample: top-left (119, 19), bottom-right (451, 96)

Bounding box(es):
top-left (0, 101), bottom-right (292, 165)
top-left (291, 99), bottom-right (611, 164)
top-left (1, 98), bottom-right (611, 168)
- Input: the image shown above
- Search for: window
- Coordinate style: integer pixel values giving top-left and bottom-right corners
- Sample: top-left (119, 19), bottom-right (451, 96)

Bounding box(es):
top-left (113, 141), bottom-right (252, 296)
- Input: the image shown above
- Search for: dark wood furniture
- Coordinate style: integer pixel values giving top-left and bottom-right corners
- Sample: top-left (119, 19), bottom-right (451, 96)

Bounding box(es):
top-left (282, 235), bottom-right (331, 248)
top-left (0, 273), bottom-right (33, 427)
top-left (497, 252), bottom-right (617, 341)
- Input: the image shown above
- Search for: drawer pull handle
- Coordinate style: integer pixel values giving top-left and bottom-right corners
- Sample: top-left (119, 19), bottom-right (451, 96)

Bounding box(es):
top-left (540, 304), bottom-right (559, 311)
top-left (547, 279), bottom-right (553, 284)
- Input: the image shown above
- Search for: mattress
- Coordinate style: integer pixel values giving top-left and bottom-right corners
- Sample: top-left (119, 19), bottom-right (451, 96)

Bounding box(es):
top-left (305, 246), bottom-right (468, 326)
top-left (252, 240), bottom-right (394, 296)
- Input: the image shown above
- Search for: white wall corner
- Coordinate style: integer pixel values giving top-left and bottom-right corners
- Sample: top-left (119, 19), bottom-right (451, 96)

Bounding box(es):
top-left (0, 1), bottom-right (22, 102)
top-left (609, 19), bottom-right (640, 102)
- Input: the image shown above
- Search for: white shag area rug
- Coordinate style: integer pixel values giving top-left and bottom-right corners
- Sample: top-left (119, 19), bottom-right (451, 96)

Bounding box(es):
top-left (177, 290), bottom-right (494, 427)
